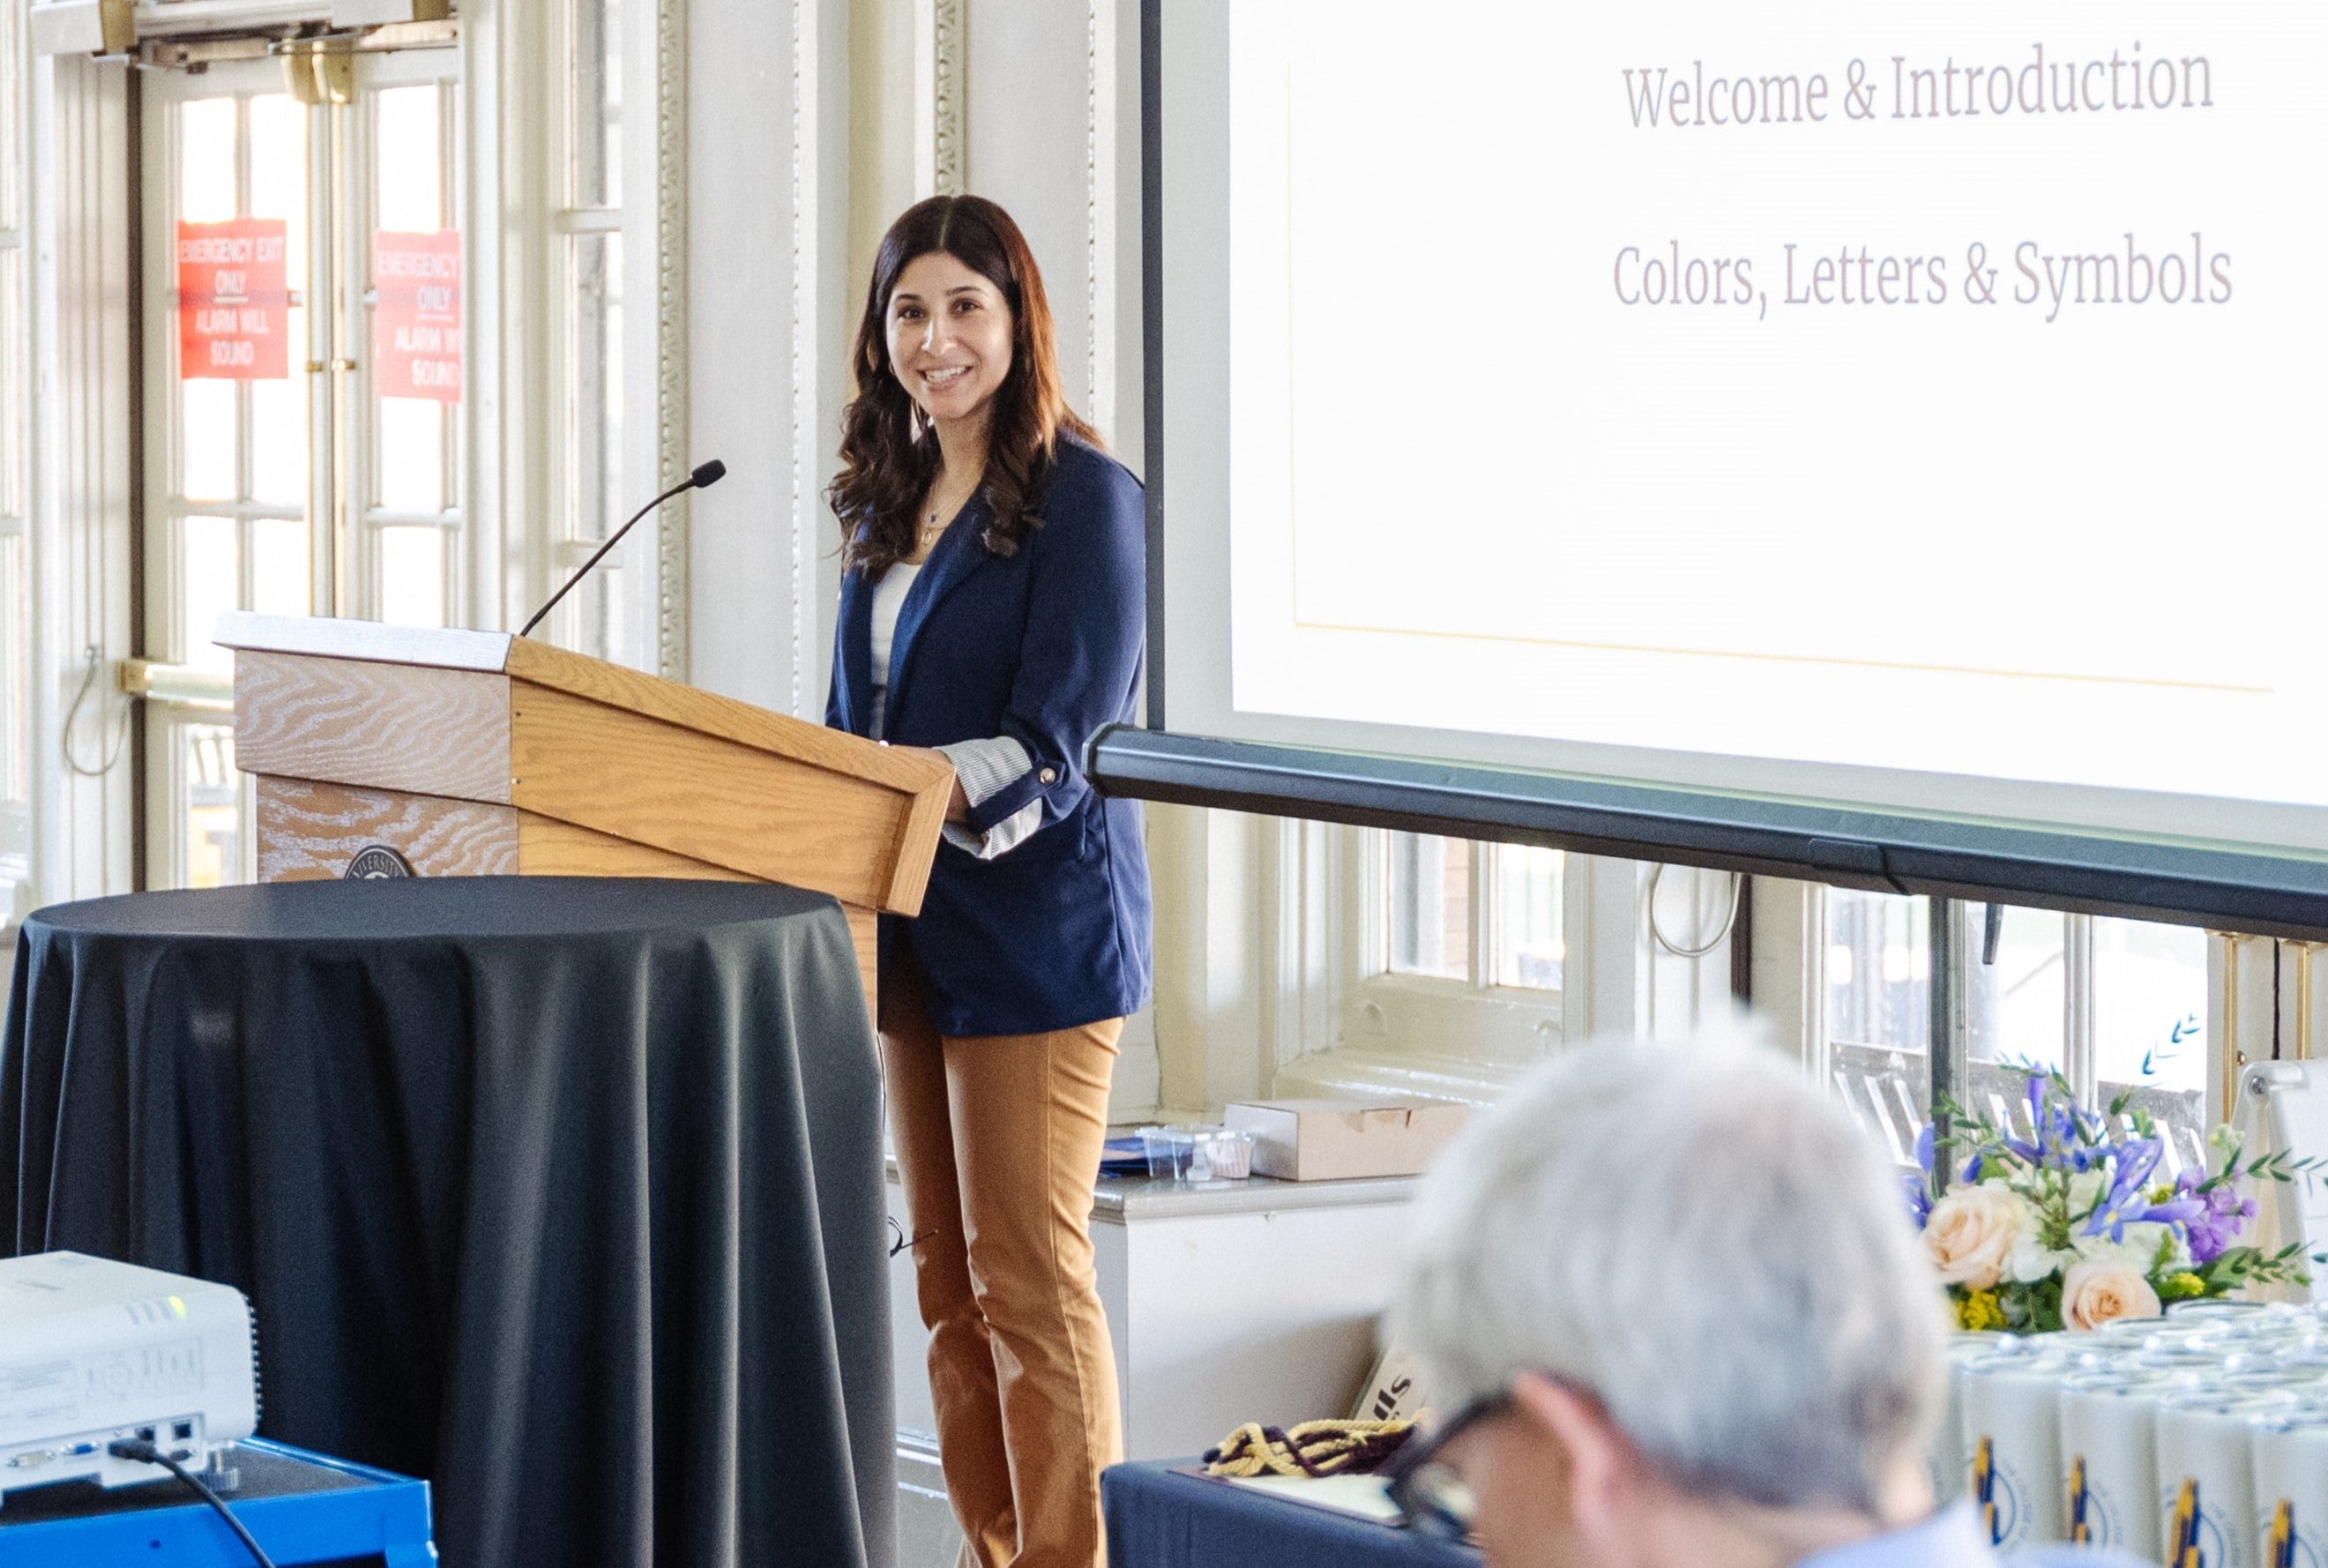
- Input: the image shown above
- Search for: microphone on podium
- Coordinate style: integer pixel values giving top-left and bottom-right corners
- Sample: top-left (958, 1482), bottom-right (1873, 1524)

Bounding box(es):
top-left (519, 459), bottom-right (728, 638)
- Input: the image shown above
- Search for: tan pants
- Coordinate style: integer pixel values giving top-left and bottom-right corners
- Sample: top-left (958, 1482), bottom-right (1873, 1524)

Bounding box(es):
top-left (883, 968), bottom-right (1125, 1568)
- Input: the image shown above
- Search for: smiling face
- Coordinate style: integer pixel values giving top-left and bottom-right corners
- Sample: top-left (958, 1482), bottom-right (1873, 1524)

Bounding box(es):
top-left (886, 250), bottom-right (1016, 434)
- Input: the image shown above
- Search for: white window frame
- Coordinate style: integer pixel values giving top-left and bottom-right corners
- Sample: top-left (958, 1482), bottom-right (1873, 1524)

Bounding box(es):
top-left (1355, 830), bottom-right (1565, 1047)
top-left (1260, 825), bottom-right (1562, 1107)
top-left (534, 0), bottom-right (657, 669)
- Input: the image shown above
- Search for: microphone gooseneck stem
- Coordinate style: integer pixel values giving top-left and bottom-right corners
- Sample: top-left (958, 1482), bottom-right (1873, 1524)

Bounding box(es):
top-left (519, 475), bottom-right (698, 638)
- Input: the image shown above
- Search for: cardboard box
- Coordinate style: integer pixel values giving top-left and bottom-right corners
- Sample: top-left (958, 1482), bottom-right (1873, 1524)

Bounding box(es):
top-left (1221, 1098), bottom-right (1471, 1182)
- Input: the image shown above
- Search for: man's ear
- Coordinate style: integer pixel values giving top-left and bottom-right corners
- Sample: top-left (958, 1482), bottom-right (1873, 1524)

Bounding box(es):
top-left (1510, 1370), bottom-right (1638, 1546)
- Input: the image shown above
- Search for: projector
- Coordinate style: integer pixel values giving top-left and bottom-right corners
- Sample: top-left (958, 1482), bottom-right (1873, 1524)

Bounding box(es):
top-left (0, 1251), bottom-right (259, 1505)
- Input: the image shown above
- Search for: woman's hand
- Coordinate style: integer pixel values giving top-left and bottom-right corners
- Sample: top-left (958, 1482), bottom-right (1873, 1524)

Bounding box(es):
top-left (892, 746), bottom-right (971, 822)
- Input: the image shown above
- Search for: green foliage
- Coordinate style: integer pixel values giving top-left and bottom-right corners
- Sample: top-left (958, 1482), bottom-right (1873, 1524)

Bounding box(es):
top-left (2197, 1243), bottom-right (2312, 1293)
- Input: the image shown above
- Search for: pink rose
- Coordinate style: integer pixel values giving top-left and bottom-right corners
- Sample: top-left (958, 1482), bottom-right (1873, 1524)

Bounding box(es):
top-left (2061, 1258), bottom-right (2163, 1333)
top-left (1923, 1185), bottom-right (2027, 1290)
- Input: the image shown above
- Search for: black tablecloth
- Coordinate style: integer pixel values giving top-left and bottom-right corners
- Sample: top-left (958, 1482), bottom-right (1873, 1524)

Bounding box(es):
top-left (0, 876), bottom-right (891, 1568)
top-left (1103, 1462), bottom-right (1479, 1568)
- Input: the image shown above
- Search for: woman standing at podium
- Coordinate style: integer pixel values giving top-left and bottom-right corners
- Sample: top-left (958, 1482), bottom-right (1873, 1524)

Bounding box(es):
top-left (824, 194), bottom-right (1151, 1568)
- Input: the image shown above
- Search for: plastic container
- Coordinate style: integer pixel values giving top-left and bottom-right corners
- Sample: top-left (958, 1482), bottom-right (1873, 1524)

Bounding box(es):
top-left (1205, 1128), bottom-right (1255, 1180)
top-left (1136, 1124), bottom-right (1258, 1182)
top-left (1141, 1124), bottom-right (1216, 1180)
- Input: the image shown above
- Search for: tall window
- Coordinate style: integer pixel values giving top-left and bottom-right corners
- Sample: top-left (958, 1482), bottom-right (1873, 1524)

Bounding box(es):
top-left (552, 0), bottom-right (631, 665)
top-left (1824, 892), bottom-right (2212, 1172)
top-left (0, 0), bottom-right (31, 908)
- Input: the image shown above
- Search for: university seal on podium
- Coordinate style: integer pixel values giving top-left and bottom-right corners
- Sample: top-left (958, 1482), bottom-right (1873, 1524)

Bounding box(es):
top-left (346, 845), bottom-right (415, 880)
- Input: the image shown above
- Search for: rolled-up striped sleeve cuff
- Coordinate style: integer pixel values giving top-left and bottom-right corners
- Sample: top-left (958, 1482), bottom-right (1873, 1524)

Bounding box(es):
top-left (935, 736), bottom-right (1045, 860)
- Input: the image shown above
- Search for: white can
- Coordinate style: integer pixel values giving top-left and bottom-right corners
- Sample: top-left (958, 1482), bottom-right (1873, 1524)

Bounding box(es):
top-left (2132, 1343), bottom-right (2240, 1378)
top-left (2250, 1412), bottom-right (2328, 1568)
top-left (1936, 1333), bottom-right (2007, 1503)
top-left (2173, 1302), bottom-right (2280, 1325)
top-left (2059, 1370), bottom-right (2190, 1558)
top-left (2100, 1317), bottom-right (2220, 1345)
top-left (2157, 1390), bottom-right (2302, 1568)
top-left (1962, 1348), bottom-right (2072, 1548)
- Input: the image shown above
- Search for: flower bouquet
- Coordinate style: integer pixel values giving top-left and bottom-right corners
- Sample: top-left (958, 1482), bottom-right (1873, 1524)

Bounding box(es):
top-left (1911, 1069), bottom-right (2314, 1333)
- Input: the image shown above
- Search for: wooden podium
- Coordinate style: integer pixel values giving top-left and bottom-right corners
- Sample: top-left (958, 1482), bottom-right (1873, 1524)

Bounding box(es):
top-left (218, 613), bottom-right (952, 1012)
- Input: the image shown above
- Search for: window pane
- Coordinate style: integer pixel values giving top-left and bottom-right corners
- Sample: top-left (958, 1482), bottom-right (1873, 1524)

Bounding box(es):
top-left (571, 0), bottom-right (622, 208)
top-left (1825, 889), bottom-right (1930, 1161)
top-left (1494, 844), bottom-right (1562, 989)
top-left (377, 398), bottom-right (444, 512)
top-left (377, 526), bottom-right (445, 627)
top-left (181, 515), bottom-right (239, 670)
top-left (2094, 919), bottom-right (2208, 1162)
top-left (1966, 907), bottom-right (2066, 1076)
top-left (1389, 833), bottom-right (1470, 981)
top-left (375, 87), bottom-right (442, 231)
top-left (247, 94), bottom-right (307, 279)
top-left (581, 557), bottom-right (627, 668)
top-left (250, 517), bottom-right (310, 616)
top-left (178, 99), bottom-right (236, 224)
top-left (250, 368), bottom-right (308, 505)
top-left (181, 378), bottom-right (238, 501)
top-left (247, 93), bottom-right (310, 518)
top-left (568, 230), bottom-right (624, 544)
top-left (179, 722), bottom-right (243, 890)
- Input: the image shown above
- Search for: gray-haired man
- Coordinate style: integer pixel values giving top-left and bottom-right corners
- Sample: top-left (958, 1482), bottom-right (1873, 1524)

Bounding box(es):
top-left (1384, 1034), bottom-right (2148, 1568)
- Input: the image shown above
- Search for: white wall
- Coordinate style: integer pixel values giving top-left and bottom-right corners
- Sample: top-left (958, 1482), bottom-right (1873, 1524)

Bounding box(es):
top-left (683, 0), bottom-right (848, 718)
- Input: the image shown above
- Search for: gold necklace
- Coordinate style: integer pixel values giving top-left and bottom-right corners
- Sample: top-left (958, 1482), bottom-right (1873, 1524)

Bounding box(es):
top-left (922, 467), bottom-right (980, 546)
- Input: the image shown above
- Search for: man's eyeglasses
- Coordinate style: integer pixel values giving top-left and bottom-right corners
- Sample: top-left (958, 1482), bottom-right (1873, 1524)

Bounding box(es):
top-left (1378, 1390), bottom-right (1512, 1539)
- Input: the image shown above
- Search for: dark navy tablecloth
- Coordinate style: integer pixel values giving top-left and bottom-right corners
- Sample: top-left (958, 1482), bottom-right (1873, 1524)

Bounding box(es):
top-left (1103, 1460), bottom-right (1480, 1568)
top-left (0, 876), bottom-right (891, 1568)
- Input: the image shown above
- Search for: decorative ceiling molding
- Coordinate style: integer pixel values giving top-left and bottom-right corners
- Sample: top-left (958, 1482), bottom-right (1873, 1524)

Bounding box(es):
top-left (653, 0), bottom-right (689, 682)
top-left (916, 0), bottom-right (966, 198)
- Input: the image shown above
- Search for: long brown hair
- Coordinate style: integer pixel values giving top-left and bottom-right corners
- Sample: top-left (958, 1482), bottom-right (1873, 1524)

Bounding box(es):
top-left (828, 195), bottom-right (1101, 577)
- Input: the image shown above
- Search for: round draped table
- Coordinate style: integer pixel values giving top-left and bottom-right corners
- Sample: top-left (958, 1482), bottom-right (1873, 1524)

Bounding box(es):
top-left (0, 876), bottom-right (891, 1568)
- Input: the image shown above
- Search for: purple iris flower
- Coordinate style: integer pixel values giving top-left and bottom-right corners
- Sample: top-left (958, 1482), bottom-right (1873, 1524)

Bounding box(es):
top-left (1902, 1170), bottom-right (1933, 1229)
top-left (2175, 1168), bottom-right (2258, 1266)
top-left (2083, 1137), bottom-right (2206, 1243)
top-left (1911, 1123), bottom-right (1981, 1201)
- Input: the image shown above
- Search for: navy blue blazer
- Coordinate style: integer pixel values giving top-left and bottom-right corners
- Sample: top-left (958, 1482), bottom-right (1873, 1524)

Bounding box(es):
top-left (824, 434), bottom-right (1153, 1038)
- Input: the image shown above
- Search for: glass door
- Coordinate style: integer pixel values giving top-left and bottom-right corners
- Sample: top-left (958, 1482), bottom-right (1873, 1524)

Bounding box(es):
top-left (346, 53), bottom-right (466, 633)
top-left (138, 41), bottom-right (466, 890)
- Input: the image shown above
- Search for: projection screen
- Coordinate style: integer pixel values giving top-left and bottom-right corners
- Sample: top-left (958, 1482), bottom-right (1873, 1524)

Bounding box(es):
top-left (1097, 0), bottom-right (2328, 930)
